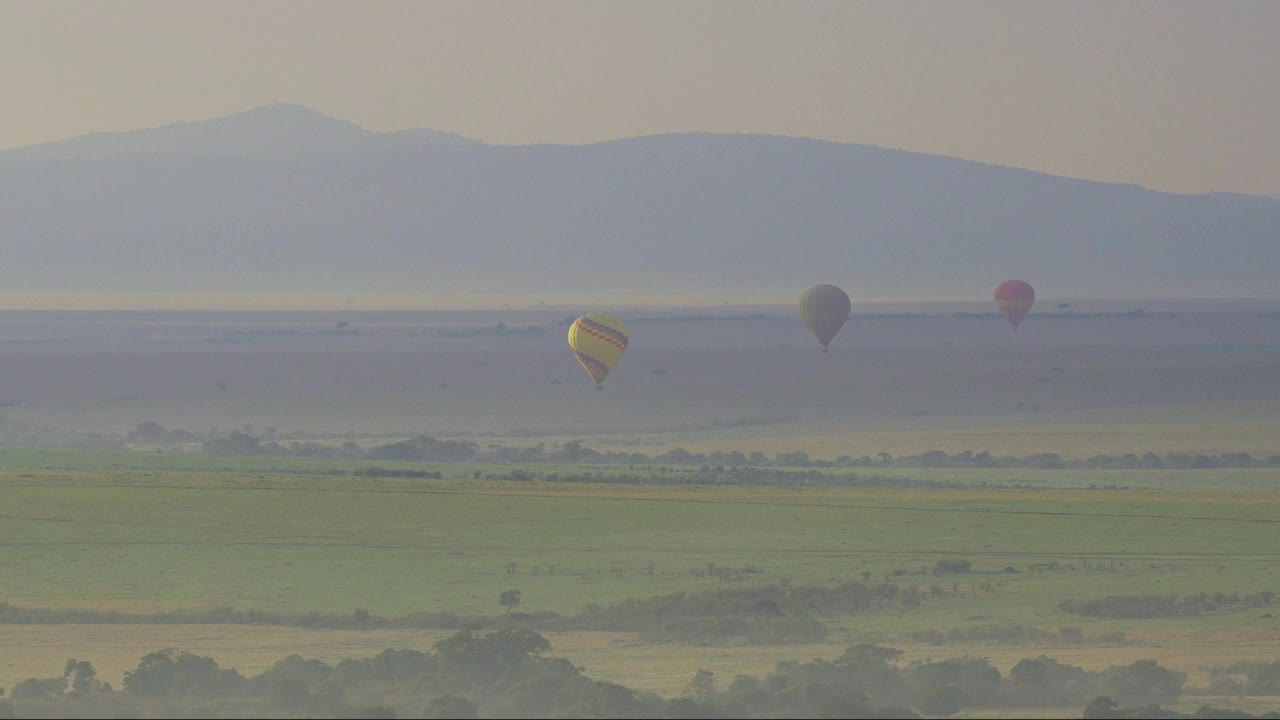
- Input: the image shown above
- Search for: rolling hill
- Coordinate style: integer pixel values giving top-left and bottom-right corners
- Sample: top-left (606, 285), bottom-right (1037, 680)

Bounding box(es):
top-left (1, 105), bottom-right (1276, 300)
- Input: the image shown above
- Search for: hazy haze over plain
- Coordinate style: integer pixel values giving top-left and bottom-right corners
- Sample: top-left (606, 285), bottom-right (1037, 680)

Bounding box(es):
top-left (3, 0), bottom-right (1278, 197)
top-left (4, 6), bottom-right (1280, 710)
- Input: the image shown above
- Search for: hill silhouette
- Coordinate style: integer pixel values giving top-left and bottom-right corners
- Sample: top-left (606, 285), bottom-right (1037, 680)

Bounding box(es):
top-left (1, 105), bottom-right (1275, 299)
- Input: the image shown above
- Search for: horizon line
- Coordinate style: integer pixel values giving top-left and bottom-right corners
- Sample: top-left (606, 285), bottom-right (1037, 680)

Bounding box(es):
top-left (0, 292), bottom-right (1274, 313)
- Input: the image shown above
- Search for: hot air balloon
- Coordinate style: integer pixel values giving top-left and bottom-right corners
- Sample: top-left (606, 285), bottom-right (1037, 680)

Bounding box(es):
top-left (799, 284), bottom-right (851, 351)
top-left (567, 313), bottom-right (629, 386)
top-left (994, 280), bottom-right (1035, 330)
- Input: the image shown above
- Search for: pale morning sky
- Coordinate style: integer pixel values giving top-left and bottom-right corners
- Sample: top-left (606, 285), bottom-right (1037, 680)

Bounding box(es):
top-left (2, 0), bottom-right (1277, 197)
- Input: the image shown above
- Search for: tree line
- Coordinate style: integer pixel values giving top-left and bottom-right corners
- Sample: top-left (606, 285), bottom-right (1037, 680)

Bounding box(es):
top-left (135, 422), bottom-right (1280, 471)
top-left (6, 627), bottom-right (1273, 719)
top-left (0, 580), bottom-right (943, 645)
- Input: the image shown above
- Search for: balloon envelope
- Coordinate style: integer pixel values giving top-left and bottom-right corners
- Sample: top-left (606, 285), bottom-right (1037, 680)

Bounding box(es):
top-left (994, 280), bottom-right (1035, 329)
top-left (799, 284), bottom-right (852, 350)
top-left (567, 313), bottom-right (630, 384)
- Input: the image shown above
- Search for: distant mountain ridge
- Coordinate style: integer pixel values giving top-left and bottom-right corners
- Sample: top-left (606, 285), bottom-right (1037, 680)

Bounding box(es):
top-left (1, 103), bottom-right (477, 159)
top-left (0, 106), bottom-right (1277, 300)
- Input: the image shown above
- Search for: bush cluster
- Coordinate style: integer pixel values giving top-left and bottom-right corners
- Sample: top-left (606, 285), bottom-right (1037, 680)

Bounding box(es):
top-left (1059, 591), bottom-right (1276, 619)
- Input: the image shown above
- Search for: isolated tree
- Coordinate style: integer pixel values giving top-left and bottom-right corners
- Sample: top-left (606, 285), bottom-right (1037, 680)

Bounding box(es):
top-left (689, 669), bottom-right (716, 704)
top-left (499, 589), bottom-right (522, 614)
top-left (63, 659), bottom-right (101, 696)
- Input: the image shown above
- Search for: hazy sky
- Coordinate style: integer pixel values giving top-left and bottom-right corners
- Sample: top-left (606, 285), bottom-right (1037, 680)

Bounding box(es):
top-left (3, 0), bottom-right (1277, 197)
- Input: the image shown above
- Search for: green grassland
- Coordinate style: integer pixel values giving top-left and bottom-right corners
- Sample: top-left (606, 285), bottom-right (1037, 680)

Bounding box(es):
top-left (2, 449), bottom-right (1277, 623)
top-left (3, 448), bottom-right (1280, 712)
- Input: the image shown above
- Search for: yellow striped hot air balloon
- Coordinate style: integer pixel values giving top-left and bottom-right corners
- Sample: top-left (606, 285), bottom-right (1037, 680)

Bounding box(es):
top-left (567, 313), bottom-right (629, 386)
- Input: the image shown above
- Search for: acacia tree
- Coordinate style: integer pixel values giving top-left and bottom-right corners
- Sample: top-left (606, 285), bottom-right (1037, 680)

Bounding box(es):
top-left (499, 589), bottom-right (521, 614)
top-left (64, 659), bottom-right (102, 696)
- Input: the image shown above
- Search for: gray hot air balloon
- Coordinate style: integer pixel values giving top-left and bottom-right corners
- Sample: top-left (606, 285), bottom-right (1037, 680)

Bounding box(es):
top-left (799, 284), bottom-right (851, 351)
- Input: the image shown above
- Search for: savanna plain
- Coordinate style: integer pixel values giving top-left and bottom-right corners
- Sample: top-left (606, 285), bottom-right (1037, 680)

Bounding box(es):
top-left (1, 304), bottom-right (1279, 718)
